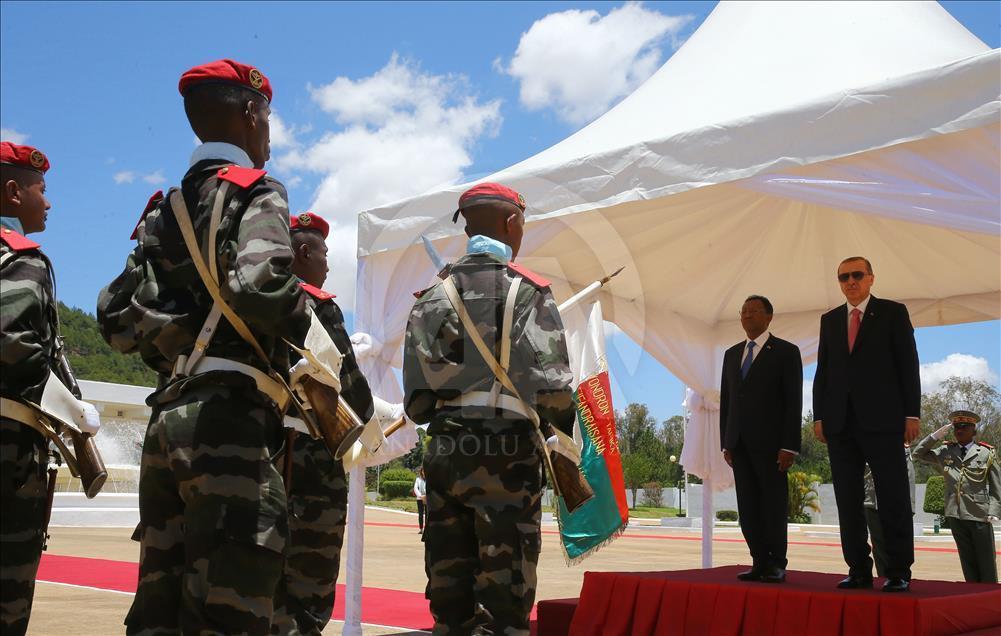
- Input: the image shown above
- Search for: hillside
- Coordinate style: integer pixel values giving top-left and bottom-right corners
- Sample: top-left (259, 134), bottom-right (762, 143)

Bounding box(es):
top-left (59, 303), bottom-right (156, 387)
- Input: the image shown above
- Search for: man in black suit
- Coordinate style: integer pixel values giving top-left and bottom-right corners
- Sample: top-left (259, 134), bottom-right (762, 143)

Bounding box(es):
top-left (720, 295), bottom-right (803, 583)
top-left (813, 256), bottom-right (921, 593)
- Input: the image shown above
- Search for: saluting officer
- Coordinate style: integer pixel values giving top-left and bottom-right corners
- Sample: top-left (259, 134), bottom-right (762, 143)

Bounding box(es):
top-left (912, 410), bottom-right (1000, 583)
top-left (403, 183), bottom-right (575, 635)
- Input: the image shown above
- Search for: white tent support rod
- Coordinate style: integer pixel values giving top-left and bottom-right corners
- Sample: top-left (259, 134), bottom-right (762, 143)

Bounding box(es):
top-left (702, 475), bottom-right (713, 569)
top-left (343, 465), bottom-right (366, 636)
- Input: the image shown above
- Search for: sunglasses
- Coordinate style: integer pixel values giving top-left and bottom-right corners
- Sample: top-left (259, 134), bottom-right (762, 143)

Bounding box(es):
top-left (837, 271), bottom-right (867, 283)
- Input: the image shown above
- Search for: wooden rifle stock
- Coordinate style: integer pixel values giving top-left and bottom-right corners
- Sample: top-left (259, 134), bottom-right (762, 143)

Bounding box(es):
top-left (299, 376), bottom-right (364, 460)
top-left (55, 345), bottom-right (108, 499)
top-left (539, 422), bottom-right (594, 514)
top-left (69, 430), bottom-right (108, 499)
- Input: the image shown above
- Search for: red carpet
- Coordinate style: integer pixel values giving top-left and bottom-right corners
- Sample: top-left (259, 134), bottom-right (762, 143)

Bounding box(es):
top-left (37, 554), bottom-right (435, 630)
top-left (538, 566), bottom-right (1001, 636)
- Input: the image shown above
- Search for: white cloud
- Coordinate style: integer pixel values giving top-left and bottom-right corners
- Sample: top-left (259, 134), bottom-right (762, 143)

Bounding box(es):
top-left (501, 2), bottom-right (693, 125)
top-left (270, 113), bottom-right (303, 150)
top-left (142, 170), bottom-right (166, 185)
top-left (920, 354), bottom-right (998, 394)
top-left (113, 171), bottom-right (136, 184)
top-left (1, 127), bottom-right (29, 144)
top-left (275, 54), bottom-right (502, 308)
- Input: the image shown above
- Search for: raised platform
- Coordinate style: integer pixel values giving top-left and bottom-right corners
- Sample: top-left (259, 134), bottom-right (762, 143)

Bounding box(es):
top-left (537, 566), bottom-right (1001, 636)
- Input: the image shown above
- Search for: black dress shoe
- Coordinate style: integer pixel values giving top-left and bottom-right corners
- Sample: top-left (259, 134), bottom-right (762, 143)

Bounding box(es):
top-left (836, 575), bottom-right (874, 589)
top-left (737, 568), bottom-right (764, 581)
top-left (882, 578), bottom-right (910, 592)
top-left (760, 567), bottom-right (786, 583)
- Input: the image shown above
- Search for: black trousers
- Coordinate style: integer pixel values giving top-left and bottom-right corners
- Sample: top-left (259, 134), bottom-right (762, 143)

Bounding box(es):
top-left (417, 498), bottom-right (426, 531)
top-left (731, 440), bottom-right (789, 569)
top-left (827, 406), bottom-right (914, 580)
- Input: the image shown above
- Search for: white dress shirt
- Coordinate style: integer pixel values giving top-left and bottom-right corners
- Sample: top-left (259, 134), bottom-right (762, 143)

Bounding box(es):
top-left (846, 294), bottom-right (871, 330)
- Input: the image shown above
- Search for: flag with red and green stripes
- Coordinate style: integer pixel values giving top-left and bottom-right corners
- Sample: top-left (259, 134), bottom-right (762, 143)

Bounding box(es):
top-left (558, 300), bottom-right (629, 563)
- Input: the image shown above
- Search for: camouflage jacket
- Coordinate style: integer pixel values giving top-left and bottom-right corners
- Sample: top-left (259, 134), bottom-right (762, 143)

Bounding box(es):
top-left (913, 434), bottom-right (1001, 521)
top-left (403, 252), bottom-right (574, 436)
top-left (297, 283), bottom-right (374, 421)
top-left (97, 161), bottom-right (309, 379)
top-left (1, 229), bottom-right (58, 403)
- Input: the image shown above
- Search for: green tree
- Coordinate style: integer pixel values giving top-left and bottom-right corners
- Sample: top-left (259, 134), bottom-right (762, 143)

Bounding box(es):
top-left (617, 403), bottom-right (657, 455)
top-left (58, 303), bottom-right (156, 386)
top-left (795, 412), bottom-right (832, 482)
top-left (622, 453), bottom-right (653, 510)
top-left (923, 475), bottom-right (945, 517)
top-left (400, 427), bottom-right (428, 472)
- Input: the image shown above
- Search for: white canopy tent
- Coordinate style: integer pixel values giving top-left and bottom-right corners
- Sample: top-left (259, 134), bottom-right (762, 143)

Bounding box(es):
top-left (346, 1), bottom-right (999, 616)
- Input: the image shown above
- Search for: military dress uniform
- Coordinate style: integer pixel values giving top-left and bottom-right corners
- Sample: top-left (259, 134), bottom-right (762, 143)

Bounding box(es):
top-left (912, 411), bottom-right (1000, 583)
top-left (0, 144), bottom-right (57, 636)
top-left (97, 61), bottom-right (311, 634)
top-left (403, 184), bottom-right (575, 635)
top-left (270, 213), bottom-right (376, 636)
top-left (862, 446), bottom-right (916, 578)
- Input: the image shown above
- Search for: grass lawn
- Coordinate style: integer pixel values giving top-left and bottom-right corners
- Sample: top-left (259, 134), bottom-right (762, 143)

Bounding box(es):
top-left (373, 499), bottom-right (685, 520)
top-left (367, 498), bottom-right (418, 513)
top-left (539, 504), bottom-right (685, 518)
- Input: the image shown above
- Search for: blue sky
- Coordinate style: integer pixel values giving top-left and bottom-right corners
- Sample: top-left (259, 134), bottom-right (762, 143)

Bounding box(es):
top-left (2, 1), bottom-right (998, 421)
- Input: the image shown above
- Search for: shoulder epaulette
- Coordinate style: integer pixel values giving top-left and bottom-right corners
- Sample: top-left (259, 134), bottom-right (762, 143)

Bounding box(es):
top-left (299, 282), bottom-right (335, 301)
top-left (945, 441), bottom-right (958, 446)
top-left (977, 441), bottom-right (993, 449)
top-left (131, 190), bottom-right (164, 239)
top-left (507, 262), bottom-right (550, 288)
top-left (0, 228), bottom-right (40, 251)
top-left (218, 165), bottom-right (267, 189)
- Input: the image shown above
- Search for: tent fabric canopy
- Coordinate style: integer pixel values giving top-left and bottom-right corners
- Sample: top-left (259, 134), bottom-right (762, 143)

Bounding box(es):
top-left (353, 1), bottom-right (1000, 492)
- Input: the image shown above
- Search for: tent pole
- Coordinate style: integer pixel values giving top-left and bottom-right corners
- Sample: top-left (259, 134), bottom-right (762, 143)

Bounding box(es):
top-left (343, 465), bottom-right (365, 635)
top-left (702, 475), bottom-right (713, 569)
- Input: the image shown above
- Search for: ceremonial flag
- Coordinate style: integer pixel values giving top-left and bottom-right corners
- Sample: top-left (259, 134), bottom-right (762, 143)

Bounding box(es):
top-left (558, 300), bottom-right (629, 563)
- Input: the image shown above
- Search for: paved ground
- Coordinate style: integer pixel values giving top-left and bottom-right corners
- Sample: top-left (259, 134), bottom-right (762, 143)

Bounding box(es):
top-left (27, 507), bottom-right (990, 635)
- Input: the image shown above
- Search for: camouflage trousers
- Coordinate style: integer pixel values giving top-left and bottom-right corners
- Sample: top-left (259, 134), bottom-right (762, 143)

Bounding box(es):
top-left (0, 419), bottom-right (47, 636)
top-left (423, 430), bottom-right (542, 636)
top-left (270, 432), bottom-right (347, 635)
top-left (125, 379), bottom-right (288, 635)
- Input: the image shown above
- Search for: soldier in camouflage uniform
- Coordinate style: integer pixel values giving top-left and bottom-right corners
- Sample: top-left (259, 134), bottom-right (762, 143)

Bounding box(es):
top-left (1, 142), bottom-right (101, 635)
top-left (270, 211), bottom-right (375, 635)
top-left (912, 410), bottom-right (1000, 583)
top-left (1, 142), bottom-right (55, 636)
top-left (862, 446), bottom-right (915, 578)
top-left (403, 183), bottom-right (575, 635)
top-left (96, 60), bottom-right (312, 634)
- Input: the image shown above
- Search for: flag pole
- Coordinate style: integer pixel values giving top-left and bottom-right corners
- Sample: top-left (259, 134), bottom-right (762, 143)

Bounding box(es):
top-left (558, 267), bottom-right (624, 314)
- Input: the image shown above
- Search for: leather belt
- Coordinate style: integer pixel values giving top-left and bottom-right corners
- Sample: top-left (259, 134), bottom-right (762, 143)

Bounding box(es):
top-left (172, 355), bottom-right (290, 410)
top-left (435, 391), bottom-right (532, 420)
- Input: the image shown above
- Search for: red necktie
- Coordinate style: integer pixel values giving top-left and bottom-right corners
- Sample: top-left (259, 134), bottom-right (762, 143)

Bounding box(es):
top-left (848, 308), bottom-right (861, 352)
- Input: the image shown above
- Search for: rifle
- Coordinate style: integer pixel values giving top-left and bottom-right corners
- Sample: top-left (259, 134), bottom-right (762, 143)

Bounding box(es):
top-left (53, 337), bottom-right (108, 498)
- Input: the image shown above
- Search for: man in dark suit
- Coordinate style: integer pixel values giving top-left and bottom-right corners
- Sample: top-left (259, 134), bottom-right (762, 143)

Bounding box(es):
top-left (720, 295), bottom-right (803, 583)
top-left (813, 256), bottom-right (921, 592)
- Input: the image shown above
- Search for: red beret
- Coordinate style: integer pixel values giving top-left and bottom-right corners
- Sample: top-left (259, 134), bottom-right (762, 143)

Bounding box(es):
top-left (453, 182), bottom-right (525, 223)
top-left (178, 59), bottom-right (273, 102)
top-left (290, 212), bottom-right (329, 239)
top-left (0, 142), bottom-right (49, 174)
